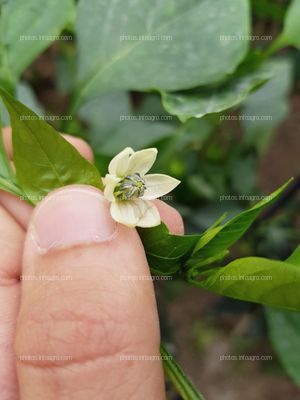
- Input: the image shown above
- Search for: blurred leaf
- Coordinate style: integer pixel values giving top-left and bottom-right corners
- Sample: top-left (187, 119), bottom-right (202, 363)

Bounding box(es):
top-left (78, 92), bottom-right (131, 149)
top-left (0, 0), bottom-right (75, 86)
top-left (100, 121), bottom-right (175, 155)
top-left (265, 246), bottom-right (300, 385)
top-left (251, 0), bottom-right (285, 23)
top-left (196, 251), bottom-right (300, 311)
top-left (55, 46), bottom-right (77, 94)
top-left (241, 58), bottom-right (292, 153)
top-left (161, 61), bottom-right (277, 122)
top-left (266, 307), bottom-right (300, 386)
top-left (16, 82), bottom-right (44, 116)
top-left (75, 0), bottom-right (250, 107)
top-left (190, 204), bottom-right (243, 231)
top-left (187, 175), bottom-right (217, 201)
top-left (229, 153), bottom-right (257, 195)
top-left (137, 94), bottom-right (173, 119)
top-left (0, 81), bottom-right (44, 126)
top-left (0, 89), bottom-right (102, 204)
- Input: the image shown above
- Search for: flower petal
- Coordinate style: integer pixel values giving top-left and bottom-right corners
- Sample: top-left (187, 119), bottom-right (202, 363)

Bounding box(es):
top-left (142, 174), bottom-right (181, 200)
top-left (108, 147), bottom-right (134, 177)
top-left (103, 174), bottom-right (121, 202)
top-left (126, 148), bottom-right (158, 176)
top-left (110, 199), bottom-right (161, 228)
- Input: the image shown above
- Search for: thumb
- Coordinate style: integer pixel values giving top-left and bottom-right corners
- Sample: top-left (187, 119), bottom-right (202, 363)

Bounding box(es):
top-left (15, 185), bottom-right (165, 400)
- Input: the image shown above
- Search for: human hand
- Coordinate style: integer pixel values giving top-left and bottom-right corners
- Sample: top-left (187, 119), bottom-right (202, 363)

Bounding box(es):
top-left (0, 127), bottom-right (184, 399)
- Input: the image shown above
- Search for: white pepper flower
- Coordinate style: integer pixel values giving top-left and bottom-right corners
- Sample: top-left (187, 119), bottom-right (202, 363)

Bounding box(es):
top-left (103, 147), bottom-right (180, 228)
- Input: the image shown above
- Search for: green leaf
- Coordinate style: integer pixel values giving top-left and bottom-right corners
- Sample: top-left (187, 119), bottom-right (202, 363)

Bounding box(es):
top-left (139, 180), bottom-right (292, 276)
top-left (138, 223), bottom-right (200, 275)
top-left (161, 61), bottom-right (277, 122)
top-left (0, 88), bottom-right (102, 204)
top-left (187, 179), bottom-right (293, 271)
top-left (0, 0), bottom-right (75, 85)
top-left (195, 253), bottom-right (300, 311)
top-left (75, 0), bottom-right (250, 107)
top-left (187, 180), bottom-right (291, 271)
top-left (160, 344), bottom-right (206, 400)
top-left (275, 0), bottom-right (300, 50)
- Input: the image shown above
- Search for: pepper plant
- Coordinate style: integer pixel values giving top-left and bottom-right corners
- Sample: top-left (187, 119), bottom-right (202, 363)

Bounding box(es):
top-left (0, 0), bottom-right (300, 398)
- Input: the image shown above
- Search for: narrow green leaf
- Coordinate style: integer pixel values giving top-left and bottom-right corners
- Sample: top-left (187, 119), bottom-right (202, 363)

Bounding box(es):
top-left (187, 179), bottom-right (293, 271)
top-left (160, 344), bottom-right (205, 400)
top-left (0, 88), bottom-right (102, 204)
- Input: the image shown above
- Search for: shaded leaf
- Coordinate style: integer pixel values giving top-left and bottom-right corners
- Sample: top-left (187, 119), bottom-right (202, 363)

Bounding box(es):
top-left (138, 223), bottom-right (200, 275)
top-left (241, 58), bottom-right (292, 153)
top-left (75, 0), bottom-right (250, 106)
top-left (0, 0), bottom-right (74, 85)
top-left (161, 61), bottom-right (277, 122)
top-left (100, 121), bottom-right (175, 155)
top-left (266, 306), bottom-right (300, 387)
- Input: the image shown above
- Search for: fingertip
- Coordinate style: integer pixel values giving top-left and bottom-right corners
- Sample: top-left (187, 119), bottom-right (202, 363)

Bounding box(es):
top-left (154, 199), bottom-right (184, 235)
top-left (62, 134), bottom-right (94, 162)
top-left (0, 190), bottom-right (33, 230)
top-left (2, 127), bottom-right (94, 163)
top-left (2, 126), bottom-right (13, 159)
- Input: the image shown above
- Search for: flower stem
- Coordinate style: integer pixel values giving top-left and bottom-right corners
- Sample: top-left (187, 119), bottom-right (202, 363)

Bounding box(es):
top-left (160, 343), bottom-right (206, 400)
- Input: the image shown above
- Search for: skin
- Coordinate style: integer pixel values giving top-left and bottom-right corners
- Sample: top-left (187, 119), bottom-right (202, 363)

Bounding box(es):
top-left (0, 127), bottom-right (184, 400)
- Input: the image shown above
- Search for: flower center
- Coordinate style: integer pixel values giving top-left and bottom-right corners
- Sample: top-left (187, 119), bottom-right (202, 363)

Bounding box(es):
top-left (114, 173), bottom-right (146, 200)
